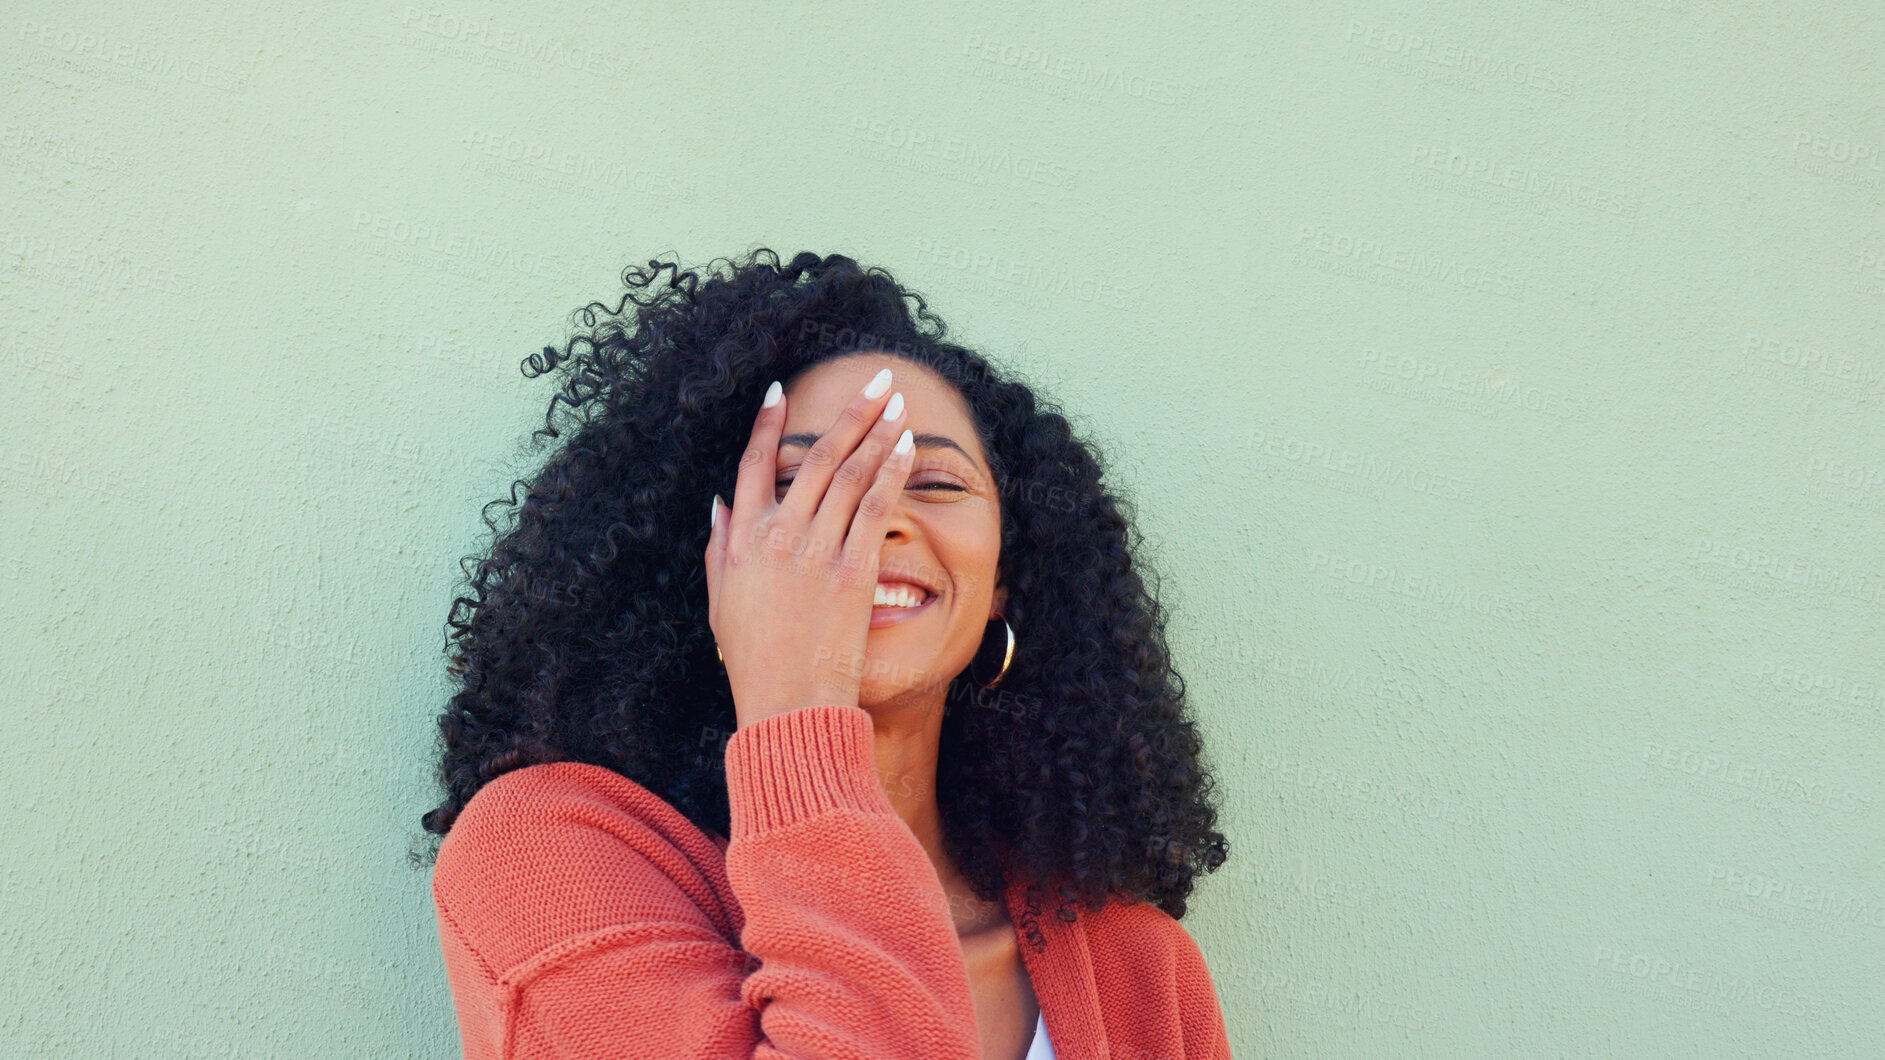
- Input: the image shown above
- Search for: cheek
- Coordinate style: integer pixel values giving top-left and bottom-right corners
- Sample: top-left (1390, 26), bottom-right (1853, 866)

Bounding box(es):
top-left (937, 528), bottom-right (1002, 607)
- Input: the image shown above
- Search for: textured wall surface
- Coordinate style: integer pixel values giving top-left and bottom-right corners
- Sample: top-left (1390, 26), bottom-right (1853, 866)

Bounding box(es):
top-left (5, 0), bottom-right (1882, 1056)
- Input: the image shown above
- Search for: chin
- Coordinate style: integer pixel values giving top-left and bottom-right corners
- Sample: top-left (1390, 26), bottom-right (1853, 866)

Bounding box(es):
top-left (857, 666), bottom-right (949, 713)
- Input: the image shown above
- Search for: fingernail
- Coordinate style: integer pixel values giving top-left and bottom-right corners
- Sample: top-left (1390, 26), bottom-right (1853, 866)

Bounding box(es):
top-left (882, 391), bottom-right (904, 420)
top-left (761, 381), bottom-right (782, 408)
top-left (893, 428), bottom-right (913, 454)
top-left (710, 495), bottom-right (719, 530)
top-left (862, 367), bottom-right (892, 399)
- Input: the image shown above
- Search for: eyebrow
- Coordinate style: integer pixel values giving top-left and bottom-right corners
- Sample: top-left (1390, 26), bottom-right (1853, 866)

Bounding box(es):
top-left (779, 432), bottom-right (979, 466)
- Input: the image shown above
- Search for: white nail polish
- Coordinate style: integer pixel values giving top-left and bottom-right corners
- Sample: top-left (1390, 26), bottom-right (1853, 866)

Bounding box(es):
top-left (710, 495), bottom-right (718, 530)
top-left (882, 391), bottom-right (904, 420)
top-left (761, 381), bottom-right (782, 408)
top-left (894, 428), bottom-right (913, 454)
top-left (862, 367), bottom-right (892, 399)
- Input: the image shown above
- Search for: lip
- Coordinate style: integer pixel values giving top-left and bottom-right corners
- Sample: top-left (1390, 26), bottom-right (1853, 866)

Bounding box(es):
top-left (877, 569), bottom-right (941, 596)
top-left (869, 585), bottom-right (939, 629)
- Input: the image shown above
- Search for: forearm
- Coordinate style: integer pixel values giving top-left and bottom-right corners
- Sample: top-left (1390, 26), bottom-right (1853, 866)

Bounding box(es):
top-left (722, 704), bottom-right (979, 1059)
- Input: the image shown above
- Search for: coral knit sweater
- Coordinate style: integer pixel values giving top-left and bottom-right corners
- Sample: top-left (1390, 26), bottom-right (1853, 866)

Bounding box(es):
top-left (431, 704), bottom-right (1233, 1059)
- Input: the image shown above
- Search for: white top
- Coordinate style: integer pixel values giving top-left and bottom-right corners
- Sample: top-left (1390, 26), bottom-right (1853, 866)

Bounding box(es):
top-left (1024, 1009), bottom-right (1055, 1059)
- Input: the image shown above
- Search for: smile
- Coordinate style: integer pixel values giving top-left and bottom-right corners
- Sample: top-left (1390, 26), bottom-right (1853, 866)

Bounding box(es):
top-left (870, 580), bottom-right (938, 629)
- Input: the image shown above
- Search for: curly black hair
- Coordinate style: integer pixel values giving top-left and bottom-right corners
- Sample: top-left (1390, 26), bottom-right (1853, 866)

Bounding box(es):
top-left (415, 248), bottom-right (1228, 922)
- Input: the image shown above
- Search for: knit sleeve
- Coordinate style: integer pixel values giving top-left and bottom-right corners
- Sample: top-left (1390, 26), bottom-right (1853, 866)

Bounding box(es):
top-left (720, 704), bottom-right (981, 1059)
top-left (429, 704), bottom-right (981, 1060)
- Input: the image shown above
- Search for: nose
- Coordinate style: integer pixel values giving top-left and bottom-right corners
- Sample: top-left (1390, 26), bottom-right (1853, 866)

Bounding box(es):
top-left (878, 491), bottom-right (915, 542)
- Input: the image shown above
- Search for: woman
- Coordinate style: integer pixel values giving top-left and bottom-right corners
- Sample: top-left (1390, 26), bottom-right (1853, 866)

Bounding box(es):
top-left (420, 250), bottom-right (1232, 1059)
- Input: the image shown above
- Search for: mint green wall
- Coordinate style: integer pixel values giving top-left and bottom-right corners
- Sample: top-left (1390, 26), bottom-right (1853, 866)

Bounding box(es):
top-left (5, 1), bottom-right (1880, 1055)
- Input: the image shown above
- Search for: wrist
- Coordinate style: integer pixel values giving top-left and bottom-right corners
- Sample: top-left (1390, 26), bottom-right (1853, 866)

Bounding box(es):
top-left (733, 682), bottom-right (861, 732)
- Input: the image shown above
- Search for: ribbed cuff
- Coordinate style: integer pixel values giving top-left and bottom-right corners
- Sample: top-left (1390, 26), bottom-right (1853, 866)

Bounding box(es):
top-left (724, 705), bottom-right (896, 836)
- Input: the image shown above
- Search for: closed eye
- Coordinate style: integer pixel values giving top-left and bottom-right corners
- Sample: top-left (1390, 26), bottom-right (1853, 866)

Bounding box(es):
top-left (776, 479), bottom-right (966, 492)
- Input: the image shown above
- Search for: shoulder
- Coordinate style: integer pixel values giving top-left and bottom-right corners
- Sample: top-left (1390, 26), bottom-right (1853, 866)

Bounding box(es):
top-left (1082, 897), bottom-right (1231, 1056)
top-left (432, 762), bottom-right (731, 975)
top-left (1080, 896), bottom-right (1225, 1000)
top-left (441, 760), bottom-right (678, 837)
top-left (1081, 895), bottom-right (1210, 963)
top-left (435, 761), bottom-right (688, 876)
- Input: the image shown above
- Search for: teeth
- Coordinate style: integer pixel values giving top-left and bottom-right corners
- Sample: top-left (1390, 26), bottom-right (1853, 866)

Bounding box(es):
top-left (873, 584), bottom-right (926, 608)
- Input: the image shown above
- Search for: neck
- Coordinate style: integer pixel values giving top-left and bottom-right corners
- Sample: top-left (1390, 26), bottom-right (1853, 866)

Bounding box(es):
top-left (862, 683), bottom-right (1007, 936)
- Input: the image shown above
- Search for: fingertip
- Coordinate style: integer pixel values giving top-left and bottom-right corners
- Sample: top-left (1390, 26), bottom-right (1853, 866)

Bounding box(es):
top-left (761, 380), bottom-right (782, 409)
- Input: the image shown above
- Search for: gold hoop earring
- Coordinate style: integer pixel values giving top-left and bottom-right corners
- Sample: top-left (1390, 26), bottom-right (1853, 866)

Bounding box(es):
top-left (970, 615), bottom-right (1015, 689)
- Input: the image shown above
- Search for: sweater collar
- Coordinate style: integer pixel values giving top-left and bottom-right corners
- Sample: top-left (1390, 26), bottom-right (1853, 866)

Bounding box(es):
top-left (1004, 879), bottom-right (1108, 1060)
